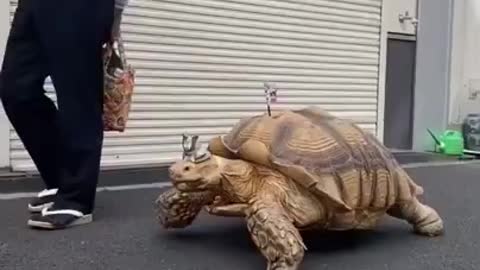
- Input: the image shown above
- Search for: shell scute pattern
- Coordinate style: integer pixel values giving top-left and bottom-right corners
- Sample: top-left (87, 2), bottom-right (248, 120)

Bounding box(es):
top-left (215, 108), bottom-right (406, 212)
top-left (224, 115), bottom-right (273, 150)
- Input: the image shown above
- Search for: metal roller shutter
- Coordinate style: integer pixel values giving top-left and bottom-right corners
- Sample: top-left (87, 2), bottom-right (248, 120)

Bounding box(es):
top-left (8, 0), bottom-right (382, 172)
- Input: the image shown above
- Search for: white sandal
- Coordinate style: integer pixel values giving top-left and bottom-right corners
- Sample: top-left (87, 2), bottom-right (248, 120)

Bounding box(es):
top-left (28, 207), bottom-right (93, 230)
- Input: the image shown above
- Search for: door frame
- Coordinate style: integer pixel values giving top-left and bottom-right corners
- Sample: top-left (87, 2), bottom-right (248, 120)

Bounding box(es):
top-left (376, 1), bottom-right (388, 143)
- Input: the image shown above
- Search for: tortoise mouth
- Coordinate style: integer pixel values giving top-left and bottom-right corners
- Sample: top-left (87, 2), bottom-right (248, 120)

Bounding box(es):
top-left (174, 178), bottom-right (204, 191)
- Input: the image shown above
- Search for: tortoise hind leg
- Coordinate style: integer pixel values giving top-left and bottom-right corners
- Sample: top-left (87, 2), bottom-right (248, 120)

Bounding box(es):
top-left (246, 198), bottom-right (306, 270)
top-left (387, 197), bottom-right (444, 236)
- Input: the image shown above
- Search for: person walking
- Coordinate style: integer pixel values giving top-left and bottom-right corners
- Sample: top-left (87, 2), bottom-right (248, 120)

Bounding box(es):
top-left (0, 0), bottom-right (129, 229)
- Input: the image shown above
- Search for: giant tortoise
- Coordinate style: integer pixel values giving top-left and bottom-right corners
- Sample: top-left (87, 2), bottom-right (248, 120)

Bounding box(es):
top-left (155, 106), bottom-right (443, 270)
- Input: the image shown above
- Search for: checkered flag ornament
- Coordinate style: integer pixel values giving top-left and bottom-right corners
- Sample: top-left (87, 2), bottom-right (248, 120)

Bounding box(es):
top-left (264, 82), bottom-right (278, 116)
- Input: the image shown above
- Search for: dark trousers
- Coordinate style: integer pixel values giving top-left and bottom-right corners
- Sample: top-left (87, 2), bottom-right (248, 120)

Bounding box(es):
top-left (0, 0), bottom-right (114, 213)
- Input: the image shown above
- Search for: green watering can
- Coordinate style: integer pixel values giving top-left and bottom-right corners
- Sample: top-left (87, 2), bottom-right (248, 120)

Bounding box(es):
top-left (427, 129), bottom-right (464, 156)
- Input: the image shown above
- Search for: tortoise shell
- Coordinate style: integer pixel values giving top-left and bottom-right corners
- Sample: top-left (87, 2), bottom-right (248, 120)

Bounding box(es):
top-left (208, 106), bottom-right (420, 212)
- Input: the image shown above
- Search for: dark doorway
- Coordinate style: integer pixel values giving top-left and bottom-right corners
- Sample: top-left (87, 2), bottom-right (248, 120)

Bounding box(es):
top-left (383, 34), bottom-right (416, 150)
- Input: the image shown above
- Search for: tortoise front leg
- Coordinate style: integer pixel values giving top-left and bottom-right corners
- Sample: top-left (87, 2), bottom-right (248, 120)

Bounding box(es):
top-left (205, 196), bottom-right (248, 217)
top-left (155, 187), bottom-right (213, 229)
top-left (206, 203), bottom-right (249, 217)
top-left (246, 198), bottom-right (306, 270)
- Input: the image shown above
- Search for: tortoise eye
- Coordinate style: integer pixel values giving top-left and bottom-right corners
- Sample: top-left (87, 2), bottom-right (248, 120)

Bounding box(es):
top-left (184, 166), bottom-right (191, 171)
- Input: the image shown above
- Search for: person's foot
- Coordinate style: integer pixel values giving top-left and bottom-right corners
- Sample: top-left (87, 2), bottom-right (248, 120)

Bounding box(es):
top-left (28, 188), bottom-right (58, 213)
top-left (27, 204), bottom-right (93, 230)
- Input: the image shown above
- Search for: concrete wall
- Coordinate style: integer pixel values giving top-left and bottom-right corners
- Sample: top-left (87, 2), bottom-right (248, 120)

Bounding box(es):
top-left (449, 0), bottom-right (480, 125)
top-left (448, 0), bottom-right (465, 125)
top-left (0, 0), bottom-right (11, 168)
top-left (383, 0), bottom-right (418, 35)
top-left (412, 0), bottom-right (454, 151)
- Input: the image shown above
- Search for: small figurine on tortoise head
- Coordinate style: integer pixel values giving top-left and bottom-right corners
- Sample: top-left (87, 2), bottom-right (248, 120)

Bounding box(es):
top-left (155, 106), bottom-right (444, 270)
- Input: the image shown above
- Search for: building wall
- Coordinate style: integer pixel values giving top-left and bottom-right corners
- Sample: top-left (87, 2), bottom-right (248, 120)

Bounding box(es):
top-left (382, 0), bottom-right (418, 35)
top-left (449, 0), bottom-right (480, 126)
top-left (0, 0), bottom-right (11, 168)
top-left (412, 0), bottom-right (454, 151)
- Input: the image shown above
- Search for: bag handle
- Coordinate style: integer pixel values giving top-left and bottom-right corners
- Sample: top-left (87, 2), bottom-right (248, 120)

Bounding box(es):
top-left (103, 33), bottom-right (129, 71)
top-left (116, 35), bottom-right (128, 68)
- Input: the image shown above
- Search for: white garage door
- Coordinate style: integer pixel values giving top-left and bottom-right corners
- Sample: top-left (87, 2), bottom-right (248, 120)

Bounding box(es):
top-left (9, 0), bottom-right (382, 172)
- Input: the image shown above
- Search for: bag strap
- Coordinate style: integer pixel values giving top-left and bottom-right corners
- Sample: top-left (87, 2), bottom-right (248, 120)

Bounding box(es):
top-left (103, 32), bottom-right (129, 71)
top-left (116, 35), bottom-right (128, 68)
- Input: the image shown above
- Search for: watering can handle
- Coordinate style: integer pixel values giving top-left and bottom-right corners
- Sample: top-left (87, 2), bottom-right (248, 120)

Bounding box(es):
top-left (445, 131), bottom-right (453, 136)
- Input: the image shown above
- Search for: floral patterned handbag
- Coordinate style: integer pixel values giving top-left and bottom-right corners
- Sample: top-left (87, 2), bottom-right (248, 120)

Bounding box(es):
top-left (102, 36), bottom-right (135, 132)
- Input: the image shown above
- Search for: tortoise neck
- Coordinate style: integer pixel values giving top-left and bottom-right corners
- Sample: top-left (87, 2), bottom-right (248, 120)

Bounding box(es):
top-left (211, 155), bottom-right (228, 169)
top-left (211, 155), bottom-right (248, 168)
top-left (212, 155), bottom-right (258, 203)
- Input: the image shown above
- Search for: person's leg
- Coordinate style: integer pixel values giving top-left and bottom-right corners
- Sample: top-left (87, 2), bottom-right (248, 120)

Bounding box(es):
top-left (0, 0), bottom-right (61, 211)
top-left (27, 0), bottom-right (114, 229)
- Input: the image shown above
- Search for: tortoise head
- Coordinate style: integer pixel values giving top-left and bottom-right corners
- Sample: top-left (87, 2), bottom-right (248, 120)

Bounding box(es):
top-left (169, 136), bottom-right (223, 192)
top-left (168, 156), bottom-right (222, 192)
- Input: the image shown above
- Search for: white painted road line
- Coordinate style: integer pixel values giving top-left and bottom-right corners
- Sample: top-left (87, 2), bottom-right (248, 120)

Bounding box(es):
top-left (401, 159), bottom-right (480, 169)
top-left (0, 182), bottom-right (173, 200)
top-left (96, 182), bottom-right (172, 192)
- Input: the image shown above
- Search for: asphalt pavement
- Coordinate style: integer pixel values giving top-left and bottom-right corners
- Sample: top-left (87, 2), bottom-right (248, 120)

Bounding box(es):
top-left (1, 161), bottom-right (480, 270)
